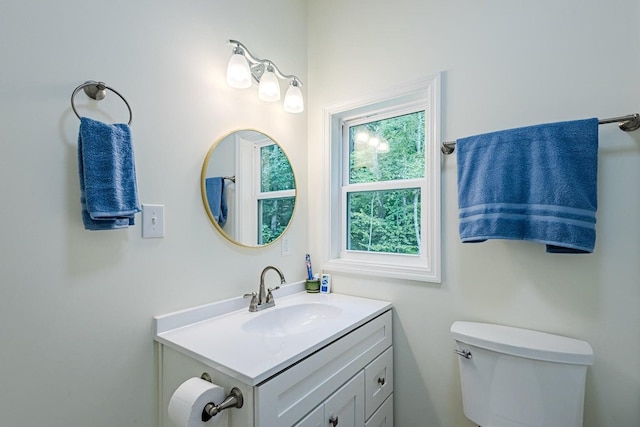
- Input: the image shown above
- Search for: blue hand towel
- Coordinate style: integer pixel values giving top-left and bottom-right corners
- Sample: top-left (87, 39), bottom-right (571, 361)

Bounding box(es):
top-left (78, 117), bottom-right (140, 230)
top-left (205, 177), bottom-right (228, 227)
top-left (456, 118), bottom-right (598, 253)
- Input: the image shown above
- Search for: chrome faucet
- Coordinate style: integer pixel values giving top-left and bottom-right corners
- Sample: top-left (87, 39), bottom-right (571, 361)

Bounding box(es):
top-left (244, 265), bottom-right (286, 312)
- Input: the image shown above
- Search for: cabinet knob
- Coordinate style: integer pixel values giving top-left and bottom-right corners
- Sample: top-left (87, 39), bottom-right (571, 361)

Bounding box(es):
top-left (377, 377), bottom-right (385, 386)
top-left (329, 415), bottom-right (339, 426)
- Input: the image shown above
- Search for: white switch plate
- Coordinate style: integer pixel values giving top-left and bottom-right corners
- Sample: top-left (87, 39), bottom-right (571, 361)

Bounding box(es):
top-left (142, 204), bottom-right (165, 238)
top-left (281, 235), bottom-right (290, 256)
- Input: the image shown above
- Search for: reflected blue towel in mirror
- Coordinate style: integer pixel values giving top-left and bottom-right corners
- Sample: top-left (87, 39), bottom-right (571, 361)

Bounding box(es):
top-left (456, 118), bottom-right (599, 253)
top-left (78, 117), bottom-right (140, 230)
top-left (206, 177), bottom-right (228, 227)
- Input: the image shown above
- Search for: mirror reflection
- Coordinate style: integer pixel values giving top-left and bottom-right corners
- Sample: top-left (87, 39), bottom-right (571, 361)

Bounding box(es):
top-left (201, 130), bottom-right (296, 247)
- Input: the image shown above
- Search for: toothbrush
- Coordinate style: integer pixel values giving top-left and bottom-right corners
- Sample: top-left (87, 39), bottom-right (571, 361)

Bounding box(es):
top-left (305, 254), bottom-right (313, 280)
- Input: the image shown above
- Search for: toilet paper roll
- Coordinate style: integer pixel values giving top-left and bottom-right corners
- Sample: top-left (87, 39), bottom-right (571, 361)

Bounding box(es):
top-left (168, 377), bottom-right (227, 427)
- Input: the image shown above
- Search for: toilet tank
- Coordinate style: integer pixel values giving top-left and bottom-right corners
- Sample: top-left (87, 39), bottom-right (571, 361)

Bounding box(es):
top-left (451, 321), bottom-right (593, 427)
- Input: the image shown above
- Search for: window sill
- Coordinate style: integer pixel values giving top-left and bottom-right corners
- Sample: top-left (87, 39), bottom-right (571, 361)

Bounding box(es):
top-left (324, 258), bottom-right (441, 283)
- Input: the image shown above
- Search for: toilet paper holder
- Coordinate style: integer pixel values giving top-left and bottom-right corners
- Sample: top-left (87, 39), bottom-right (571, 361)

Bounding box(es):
top-left (199, 373), bottom-right (244, 422)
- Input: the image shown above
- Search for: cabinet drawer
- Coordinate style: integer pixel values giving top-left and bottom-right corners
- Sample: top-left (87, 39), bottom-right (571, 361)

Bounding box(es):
top-left (365, 394), bottom-right (393, 427)
top-left (365, 346), bottom-right (393, 420)
top-left (256, 310), bottom-right (392, 427)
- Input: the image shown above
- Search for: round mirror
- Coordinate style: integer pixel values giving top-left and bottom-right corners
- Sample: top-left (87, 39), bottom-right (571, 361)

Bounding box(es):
top-left (201, 130), bottom-right (296, 247)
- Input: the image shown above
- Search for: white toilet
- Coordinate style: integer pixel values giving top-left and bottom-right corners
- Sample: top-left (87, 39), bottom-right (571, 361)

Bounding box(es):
top-left (451, 321), bottom-right (594, 427)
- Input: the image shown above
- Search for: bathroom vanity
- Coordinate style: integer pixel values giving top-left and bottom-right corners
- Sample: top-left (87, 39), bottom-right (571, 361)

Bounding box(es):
top-left (154, 284), bottom-right (393, 427)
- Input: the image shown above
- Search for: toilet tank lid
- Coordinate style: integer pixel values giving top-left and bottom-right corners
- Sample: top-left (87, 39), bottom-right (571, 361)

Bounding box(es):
top-left (451, 321), bottom-right (593, 365)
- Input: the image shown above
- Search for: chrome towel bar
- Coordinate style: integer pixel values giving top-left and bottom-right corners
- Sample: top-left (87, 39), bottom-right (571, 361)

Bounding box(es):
top-left (441, 113), bottom-right (640, 155)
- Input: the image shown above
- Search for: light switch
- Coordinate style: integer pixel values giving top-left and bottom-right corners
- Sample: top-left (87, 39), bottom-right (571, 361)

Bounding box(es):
top-left (281, 235), bottom-right (290, 256)
top-left (142, 204), bottom-right (165, 238)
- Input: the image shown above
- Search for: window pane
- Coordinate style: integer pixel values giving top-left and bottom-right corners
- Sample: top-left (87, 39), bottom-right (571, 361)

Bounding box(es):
top-left (258, 197), bottom-right (295, 245)
top-left (261, 144), bottom-right (295, 192)
top-left (347, 189), bottom-right (421, 254)
top-left (349, 111), bottom-right (425, 184)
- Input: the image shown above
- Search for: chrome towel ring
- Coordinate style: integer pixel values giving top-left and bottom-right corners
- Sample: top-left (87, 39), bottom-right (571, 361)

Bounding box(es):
top-left (71, 80), bottom-right (133, 125)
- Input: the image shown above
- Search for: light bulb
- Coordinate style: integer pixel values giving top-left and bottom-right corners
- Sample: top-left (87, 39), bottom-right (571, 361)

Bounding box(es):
top-left (355, 130), bottom-right (369, 144)
top-left (226, 52), bottom-right (251, 89)
top-left (283, 81), bottom-right (304, 113)
top-left (258, 68), bottom-right (281, 102)
top-left (377, 141), bottom-right (390, 153)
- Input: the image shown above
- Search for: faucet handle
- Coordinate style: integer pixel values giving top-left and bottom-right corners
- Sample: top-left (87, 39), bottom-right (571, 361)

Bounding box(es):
top-left (266, 286), bottom-right (280, 304)
top-left (243, 292), bottom-right (259, 311)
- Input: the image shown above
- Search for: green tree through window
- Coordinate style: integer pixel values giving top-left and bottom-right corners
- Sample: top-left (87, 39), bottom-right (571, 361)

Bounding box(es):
top-left (346, 111), bottom-right (425, 254)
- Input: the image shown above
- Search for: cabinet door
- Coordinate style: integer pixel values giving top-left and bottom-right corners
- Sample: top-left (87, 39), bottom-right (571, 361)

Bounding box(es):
top-left (365, 394), bottom-right (393, 427)
top-left (324, 372), bottom-right (365, 427)
top-left (295, 405), bottom-right (324, 427)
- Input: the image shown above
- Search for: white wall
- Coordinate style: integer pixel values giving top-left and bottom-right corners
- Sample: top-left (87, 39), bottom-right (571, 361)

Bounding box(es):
top-left (307, 1), bottom-right (640, 426)
top-left (0, 1), bottom-right (307, 426)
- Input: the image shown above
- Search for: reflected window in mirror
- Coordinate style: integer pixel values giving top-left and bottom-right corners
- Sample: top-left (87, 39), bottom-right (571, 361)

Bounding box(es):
top-left (257, 144), bottom-right (295, 244)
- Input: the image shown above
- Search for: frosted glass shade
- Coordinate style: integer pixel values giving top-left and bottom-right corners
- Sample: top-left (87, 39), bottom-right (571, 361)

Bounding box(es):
top-left (226, 53), bottom-right (251, 89)
top-left (258, 70), bottom-right (281, 102)
top-left (283, 83), bottom-right (304, 113)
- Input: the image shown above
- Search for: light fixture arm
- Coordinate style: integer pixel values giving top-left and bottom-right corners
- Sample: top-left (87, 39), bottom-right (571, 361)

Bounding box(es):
top-left (228, 40), bottom-right (302, 85)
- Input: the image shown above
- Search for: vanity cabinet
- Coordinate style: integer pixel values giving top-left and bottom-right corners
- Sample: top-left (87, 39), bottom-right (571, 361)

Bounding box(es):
top-left (158, 308), bottom-right (393, 427)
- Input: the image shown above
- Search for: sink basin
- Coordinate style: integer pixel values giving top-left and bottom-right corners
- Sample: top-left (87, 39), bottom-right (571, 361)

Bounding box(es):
top-left (242, 303), bottom-right (343, 337)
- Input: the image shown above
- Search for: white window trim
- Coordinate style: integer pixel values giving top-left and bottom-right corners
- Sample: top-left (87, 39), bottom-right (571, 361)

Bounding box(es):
top-left (319, 75), bottom-right (442, 283)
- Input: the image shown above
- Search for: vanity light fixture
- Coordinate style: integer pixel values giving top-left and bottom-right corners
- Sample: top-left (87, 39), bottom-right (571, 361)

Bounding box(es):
top-left (226, 40), bottom-right (304, 113)
top-left (353, 129), bottom-right (390, 153)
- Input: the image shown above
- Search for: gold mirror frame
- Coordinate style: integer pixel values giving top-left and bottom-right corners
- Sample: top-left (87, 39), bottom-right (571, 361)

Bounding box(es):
top-left (200, 129), bottom-right (297, 248)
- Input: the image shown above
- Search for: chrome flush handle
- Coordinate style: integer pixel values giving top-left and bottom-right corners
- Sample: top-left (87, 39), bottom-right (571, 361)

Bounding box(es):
top-left (454, 349), bottom-right (472, 359)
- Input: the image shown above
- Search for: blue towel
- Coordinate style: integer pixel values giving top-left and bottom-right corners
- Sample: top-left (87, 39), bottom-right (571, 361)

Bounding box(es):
top-left (78, 117), bottom-right (140, 230)
top-left (205, 177), bottom-right (228, 227)
top-left (457, 118), bottom-right (599, 253)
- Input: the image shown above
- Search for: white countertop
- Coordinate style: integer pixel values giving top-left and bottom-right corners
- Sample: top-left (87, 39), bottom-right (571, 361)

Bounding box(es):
top-left (153, 284), bottom-right (392, 385)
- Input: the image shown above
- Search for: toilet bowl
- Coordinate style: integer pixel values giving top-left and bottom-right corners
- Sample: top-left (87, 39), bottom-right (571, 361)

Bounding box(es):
top-left (451, 321), bottom-right (593, 427)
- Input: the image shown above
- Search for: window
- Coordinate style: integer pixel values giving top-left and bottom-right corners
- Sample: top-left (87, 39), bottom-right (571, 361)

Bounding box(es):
top-left (344, 109), bottom-right (425, 255)
top-left (321, 76), bottom-right (441, 282)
